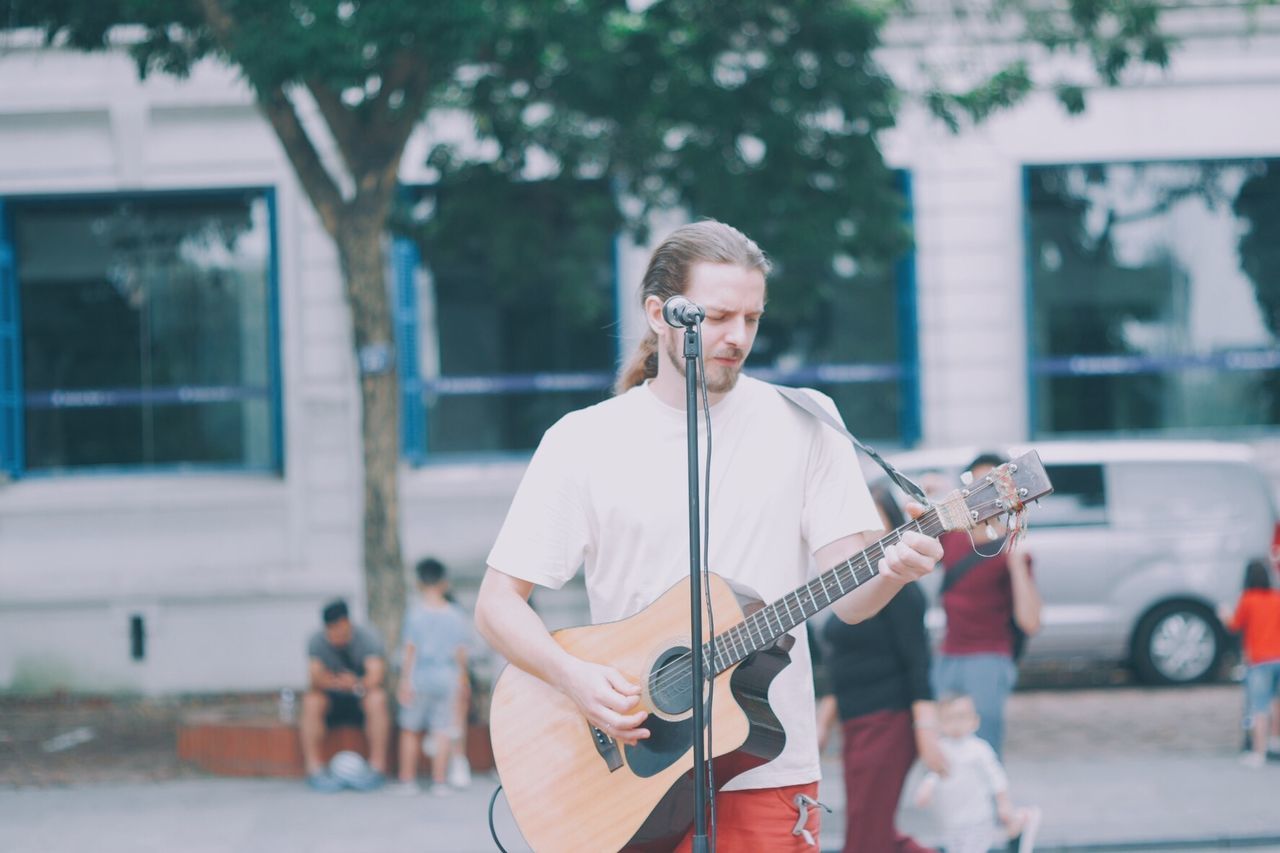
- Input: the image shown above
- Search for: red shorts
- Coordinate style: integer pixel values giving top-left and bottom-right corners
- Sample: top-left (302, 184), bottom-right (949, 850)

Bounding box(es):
top-left (672, 781), bottom-right (823, 853)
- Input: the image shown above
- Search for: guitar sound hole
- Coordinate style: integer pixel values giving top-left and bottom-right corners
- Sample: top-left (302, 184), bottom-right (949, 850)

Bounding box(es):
top-left (649, 646), bottom-right (694, 715)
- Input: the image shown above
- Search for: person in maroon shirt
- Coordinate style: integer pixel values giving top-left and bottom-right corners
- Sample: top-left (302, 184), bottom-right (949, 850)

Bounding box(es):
top-left (932, 452), bottom-right (1042, 758)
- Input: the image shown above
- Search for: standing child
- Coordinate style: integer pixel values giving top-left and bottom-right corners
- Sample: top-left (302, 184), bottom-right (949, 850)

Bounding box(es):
top-left (392, 557), bottom-right (473, 795)
top-left (913, 693), bottom-right (1041, 853)
top-left (1223, 560), bottom-right (1280, 768)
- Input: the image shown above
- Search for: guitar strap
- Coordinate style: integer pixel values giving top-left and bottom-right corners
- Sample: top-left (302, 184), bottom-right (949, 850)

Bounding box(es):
top-left (772, 383), bottom-right (930, 504)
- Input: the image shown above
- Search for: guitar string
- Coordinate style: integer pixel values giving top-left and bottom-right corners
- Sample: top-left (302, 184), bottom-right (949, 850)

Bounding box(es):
top-left (642, 494), bottom-right (1011, 700)
top-left (641, 515), bottom-right (934, 698)
top-left (646, 487), bottom-right (1018, 696)
top-left (641, 516), bottom-right (937, 699)
top-left (642, 494), bottom-right (1008, 700)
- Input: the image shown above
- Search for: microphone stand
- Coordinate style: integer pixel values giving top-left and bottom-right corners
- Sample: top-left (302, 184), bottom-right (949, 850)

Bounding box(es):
top-left (681, 322), bottom-right (711, 853)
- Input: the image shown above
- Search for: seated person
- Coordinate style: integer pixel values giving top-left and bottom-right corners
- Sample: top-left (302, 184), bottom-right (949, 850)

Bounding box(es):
top-left (300, 599), bottom-right (390, 791)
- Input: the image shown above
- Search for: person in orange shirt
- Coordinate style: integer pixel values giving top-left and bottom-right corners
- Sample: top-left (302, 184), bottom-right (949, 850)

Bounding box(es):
top-left (1223, 560), bottom-right (1280, 768)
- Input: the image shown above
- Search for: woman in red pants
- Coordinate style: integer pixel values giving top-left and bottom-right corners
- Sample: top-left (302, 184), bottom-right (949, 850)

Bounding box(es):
top-left (817, 485), bottom-right (949, 853)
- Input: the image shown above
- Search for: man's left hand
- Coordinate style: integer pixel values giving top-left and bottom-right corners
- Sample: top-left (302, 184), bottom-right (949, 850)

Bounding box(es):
top-left (877, 502), bottom-right (943, 584)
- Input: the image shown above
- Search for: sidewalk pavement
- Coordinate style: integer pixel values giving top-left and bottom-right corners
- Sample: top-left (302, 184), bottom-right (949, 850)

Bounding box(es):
top-left (1, 751), bottom-right (1276, 853)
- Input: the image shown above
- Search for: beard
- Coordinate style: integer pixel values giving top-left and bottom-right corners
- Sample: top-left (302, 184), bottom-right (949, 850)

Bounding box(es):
top-left (663, 333), bottom-right (744, 394)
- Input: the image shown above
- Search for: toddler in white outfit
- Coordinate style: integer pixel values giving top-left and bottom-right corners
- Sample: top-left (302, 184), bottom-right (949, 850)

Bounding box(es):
top-left (914, 693), bottom-right (1041, 853)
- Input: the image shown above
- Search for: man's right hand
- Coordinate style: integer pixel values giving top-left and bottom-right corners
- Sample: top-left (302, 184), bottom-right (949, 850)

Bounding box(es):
top-left (559, 658), bottom-right (650, 745)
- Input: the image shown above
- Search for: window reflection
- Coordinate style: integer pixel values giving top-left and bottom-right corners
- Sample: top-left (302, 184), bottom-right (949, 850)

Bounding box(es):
top-left (398, 178), bottom-right (619, 455)
top-left (1027, 159), bottom-right (1280, 434)
top-left (11, 192), bottom-right (278, 471)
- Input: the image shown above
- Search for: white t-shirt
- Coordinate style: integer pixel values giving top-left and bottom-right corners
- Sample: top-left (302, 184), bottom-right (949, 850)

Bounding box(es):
top-left (487, 375), bottom-right (881, 790)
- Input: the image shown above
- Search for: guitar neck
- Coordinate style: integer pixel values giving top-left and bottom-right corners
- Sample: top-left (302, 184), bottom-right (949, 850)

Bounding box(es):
top-left (706, 507), bottom-right (947, 676)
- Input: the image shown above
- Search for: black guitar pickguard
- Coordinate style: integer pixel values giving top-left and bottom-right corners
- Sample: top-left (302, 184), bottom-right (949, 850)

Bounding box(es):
top-left (624, 714), bottom-right (696, 778)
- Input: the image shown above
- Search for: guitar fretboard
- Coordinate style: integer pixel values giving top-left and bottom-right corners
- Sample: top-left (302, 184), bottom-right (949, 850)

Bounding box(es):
top-left (706, 507), bottom-right (947, 675)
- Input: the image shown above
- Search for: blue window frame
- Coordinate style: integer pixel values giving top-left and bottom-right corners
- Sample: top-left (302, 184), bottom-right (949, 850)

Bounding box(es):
top-left (1025, 157), bottom-right (1280, 436)
top-left (0, 189), bottom-right (283, 476)
top-left (392, 174), bottom-right (920, 460)
top-left (0, 200), bottom-right (21, 476)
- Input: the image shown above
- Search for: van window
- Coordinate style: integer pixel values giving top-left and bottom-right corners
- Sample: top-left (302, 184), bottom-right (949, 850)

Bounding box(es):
top-left (1109, 460), bottom-right (1274, 532)
top-left (1034, 464), bottom-right (1107, 527)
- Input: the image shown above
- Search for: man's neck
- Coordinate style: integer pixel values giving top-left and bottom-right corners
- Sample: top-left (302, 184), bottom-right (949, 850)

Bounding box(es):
top-left (648, 366), bottom-right (730, 410)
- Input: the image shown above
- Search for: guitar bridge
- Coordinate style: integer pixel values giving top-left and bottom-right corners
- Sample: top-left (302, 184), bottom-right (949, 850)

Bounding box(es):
top-left (589, 724), bottom-right (624, 772)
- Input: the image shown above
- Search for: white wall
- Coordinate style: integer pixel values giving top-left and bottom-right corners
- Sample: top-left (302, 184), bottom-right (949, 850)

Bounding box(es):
top-left (0, 39), bottom-right (367, 692)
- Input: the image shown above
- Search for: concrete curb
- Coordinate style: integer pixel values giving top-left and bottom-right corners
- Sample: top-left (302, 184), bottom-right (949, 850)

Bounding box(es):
top-left (1032, 837), bottom-right (1280, 852)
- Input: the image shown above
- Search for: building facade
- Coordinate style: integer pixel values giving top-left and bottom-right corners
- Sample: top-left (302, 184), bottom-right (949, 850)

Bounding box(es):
top-left (1, 4), bottom-right (1278, 693)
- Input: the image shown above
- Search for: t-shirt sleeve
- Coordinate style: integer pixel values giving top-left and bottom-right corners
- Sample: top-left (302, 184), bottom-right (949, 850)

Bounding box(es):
top-left (487, 413), bottom-right (592, 589)
top-left (797, 389), bottom-right (882, 553)
top-left (400, 608), bottom-right (421, 651)
top-left (306, 632), bottom-right (326, 661)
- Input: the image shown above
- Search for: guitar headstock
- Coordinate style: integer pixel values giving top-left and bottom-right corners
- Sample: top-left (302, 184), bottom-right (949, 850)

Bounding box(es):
top-left (934, 450), bottom-right (1055, 533)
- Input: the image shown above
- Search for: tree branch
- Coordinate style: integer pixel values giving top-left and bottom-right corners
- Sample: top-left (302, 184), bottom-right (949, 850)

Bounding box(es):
top-left (258, 86), bottom-right (347, 237)
top-left (195, 0), bottom-right (345, 237)
top-left (306, 77), bottom-right (362, 173)
top-left (363, 49), bottom-right (431, 170)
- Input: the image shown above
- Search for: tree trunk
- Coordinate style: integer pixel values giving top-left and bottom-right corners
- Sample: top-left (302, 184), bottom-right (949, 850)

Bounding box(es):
top-left (336, 212), bottom-right (406, 654)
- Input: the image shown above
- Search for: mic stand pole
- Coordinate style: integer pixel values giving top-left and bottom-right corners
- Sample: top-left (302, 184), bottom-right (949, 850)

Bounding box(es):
top-left (682, 323), bottom-right (711, 853)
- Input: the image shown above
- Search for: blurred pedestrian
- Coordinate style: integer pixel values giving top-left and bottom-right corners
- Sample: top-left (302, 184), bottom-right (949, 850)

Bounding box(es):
top-left (392, 557), bottom-right (473, 795)
top-left (912, 693), bottom-right (1041, 853)
top-left (817, 484), bottom-right (947, 853)
top-left (932, 452), bottom-right (1042, 758)
top-left (300, 599), bottom-right (390, 791)
top-left (1222, 559), bottom-right (1280, 768)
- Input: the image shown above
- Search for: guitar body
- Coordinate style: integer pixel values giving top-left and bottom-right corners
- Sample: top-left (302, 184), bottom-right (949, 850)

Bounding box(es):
top-left (489, 572), bottom-right (792, 852)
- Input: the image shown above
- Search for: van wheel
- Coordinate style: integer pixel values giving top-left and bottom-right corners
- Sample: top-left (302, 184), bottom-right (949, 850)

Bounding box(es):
top-left (1132, 603), bottom-right (1222, 685)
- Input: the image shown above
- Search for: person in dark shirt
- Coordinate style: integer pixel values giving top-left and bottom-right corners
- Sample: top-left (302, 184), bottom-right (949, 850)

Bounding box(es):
top-left (300, 599), bottom-right (390, 791)
top-left (818, 485), bottom-right (948, 853)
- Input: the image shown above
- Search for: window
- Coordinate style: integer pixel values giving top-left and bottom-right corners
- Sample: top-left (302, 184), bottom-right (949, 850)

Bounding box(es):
top-left (394, 173), bottom-right (918, 458)
top-left (745, 172), bottom-right (920, 445)
top-left (1035, 464), bottom-right (1107, 527)
top-left (0, 190), bottom-right (281, 475)
top-left (395, 178), bottom-right (620, 459)
top-left (1027, 158), bottom-right (1280, 436)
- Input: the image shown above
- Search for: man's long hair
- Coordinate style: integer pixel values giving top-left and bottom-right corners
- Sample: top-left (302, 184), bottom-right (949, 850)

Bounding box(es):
top-left (614, 220), bottom-right (771, 394)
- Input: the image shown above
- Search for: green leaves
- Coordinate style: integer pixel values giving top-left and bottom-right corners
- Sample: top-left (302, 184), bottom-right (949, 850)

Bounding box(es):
top-left (16, 0), bottom-right (1190, 342)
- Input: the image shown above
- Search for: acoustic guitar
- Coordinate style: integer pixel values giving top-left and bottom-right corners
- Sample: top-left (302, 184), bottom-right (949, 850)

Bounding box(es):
top-left (489, 451), bottom-right (1053, 852)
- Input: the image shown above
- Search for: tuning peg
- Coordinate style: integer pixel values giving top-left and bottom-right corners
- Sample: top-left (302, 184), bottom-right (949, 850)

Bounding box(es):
top-left (960, 471), bottom-right (974, 486)
top-left (985, 523), bottom-right (997, 539)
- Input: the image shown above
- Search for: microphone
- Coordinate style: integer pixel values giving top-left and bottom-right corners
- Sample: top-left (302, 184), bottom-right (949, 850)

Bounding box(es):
top-left (662, 295), bottom-right (705, 327)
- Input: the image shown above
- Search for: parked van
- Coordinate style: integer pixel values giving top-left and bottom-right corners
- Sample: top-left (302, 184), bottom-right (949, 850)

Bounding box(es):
top-left (884, 441), bottom-right (1279, 685)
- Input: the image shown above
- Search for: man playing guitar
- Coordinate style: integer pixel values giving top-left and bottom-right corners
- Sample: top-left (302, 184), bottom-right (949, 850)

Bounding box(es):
top-left (475, 220), bottom-right (944, 851)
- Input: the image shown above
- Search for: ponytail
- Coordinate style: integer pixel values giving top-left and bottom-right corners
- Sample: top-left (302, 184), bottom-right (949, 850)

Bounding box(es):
top-left (615, 331), bottom-right (659, 394)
